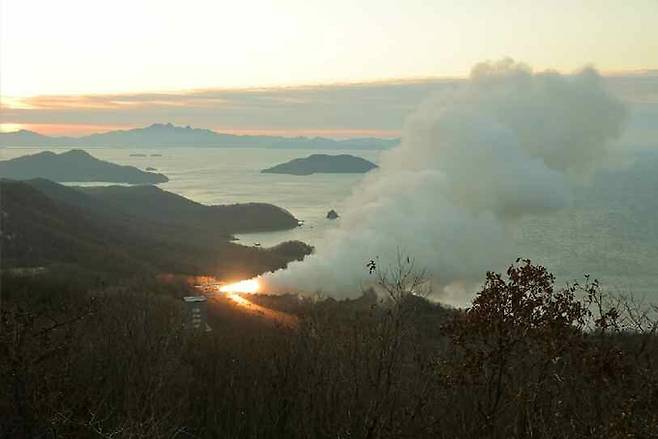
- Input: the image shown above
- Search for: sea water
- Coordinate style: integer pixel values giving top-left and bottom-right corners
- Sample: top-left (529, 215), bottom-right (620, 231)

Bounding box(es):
top-left (1, 146), bottom-right (656, 300)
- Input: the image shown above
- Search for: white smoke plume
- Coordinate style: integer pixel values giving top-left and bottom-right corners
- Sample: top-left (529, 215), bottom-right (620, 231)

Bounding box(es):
top-left (263, 59), bottom-right (626, 300)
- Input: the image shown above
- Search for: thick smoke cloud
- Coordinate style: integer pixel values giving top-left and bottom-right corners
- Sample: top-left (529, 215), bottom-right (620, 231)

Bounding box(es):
top-left (263, 59), bottom-right (626, 300)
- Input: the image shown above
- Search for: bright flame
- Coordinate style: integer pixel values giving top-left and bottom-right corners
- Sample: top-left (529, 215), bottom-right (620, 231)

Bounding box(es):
top-left (226, 293), bottom-right (251, 307)
top-left (219, 278), bottom-right (260, 294)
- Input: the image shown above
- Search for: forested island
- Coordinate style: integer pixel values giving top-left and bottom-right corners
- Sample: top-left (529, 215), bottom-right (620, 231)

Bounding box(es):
top-left (0, 149), bottom-right (168, 184)
top-left (262, 153), bottom-right (378, 175)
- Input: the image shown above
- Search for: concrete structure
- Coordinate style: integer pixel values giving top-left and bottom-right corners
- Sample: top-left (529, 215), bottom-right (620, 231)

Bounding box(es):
top-left (183, 295), bottom-right (211, 332)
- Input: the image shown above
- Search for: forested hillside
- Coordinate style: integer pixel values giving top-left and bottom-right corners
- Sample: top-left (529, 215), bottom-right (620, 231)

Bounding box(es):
top-left (1, 260), bottom-right (656, 437)
top-left (0, 179), bottom-right (311, 278)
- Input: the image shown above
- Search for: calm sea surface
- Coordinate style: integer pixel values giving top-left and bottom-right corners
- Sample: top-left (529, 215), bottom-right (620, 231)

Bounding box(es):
top-left (2, 146), bottom-right (656, 300)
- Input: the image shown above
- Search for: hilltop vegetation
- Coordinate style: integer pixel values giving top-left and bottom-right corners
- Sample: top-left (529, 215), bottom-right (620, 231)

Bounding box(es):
top-left (1, 260), bottom-right (657, 437)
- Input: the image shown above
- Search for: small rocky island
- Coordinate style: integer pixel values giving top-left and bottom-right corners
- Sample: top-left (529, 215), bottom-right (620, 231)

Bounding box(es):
top-left (261, 154), bottom-right (378, 176)
top-left (0, 149), bottom-right (169, 184)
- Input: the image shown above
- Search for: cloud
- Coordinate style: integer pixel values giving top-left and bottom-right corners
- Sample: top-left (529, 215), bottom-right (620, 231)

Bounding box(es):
top-left (1, 71), bottom-right (656, 141)
top-left (2, 79), bottom-right (454, 137)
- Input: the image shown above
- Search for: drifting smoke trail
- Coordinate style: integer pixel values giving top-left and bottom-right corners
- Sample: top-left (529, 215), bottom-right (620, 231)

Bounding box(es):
top-left (263, 59), bottom-right (626, 300)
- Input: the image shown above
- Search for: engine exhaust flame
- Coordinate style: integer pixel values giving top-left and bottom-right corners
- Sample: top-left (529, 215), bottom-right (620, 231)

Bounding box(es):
top-left (226, 293), bottom-right (251, 306)
top-left (219, 278), bottom-right (260, 294)
top-left (222, 291), bottom-right (298, 328)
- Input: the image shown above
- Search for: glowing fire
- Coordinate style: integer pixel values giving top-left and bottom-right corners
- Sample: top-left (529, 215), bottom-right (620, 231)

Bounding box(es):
top-left (226, 293), bottom-right (251, 307)
top-left (219, 278), bottom-right (260, 294)
top-left (216, 279), bottom-right (298, 328)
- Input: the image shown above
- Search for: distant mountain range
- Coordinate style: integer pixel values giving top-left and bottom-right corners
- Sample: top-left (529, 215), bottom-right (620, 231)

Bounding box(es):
top-left (0, 123), bottom-right (400, 149)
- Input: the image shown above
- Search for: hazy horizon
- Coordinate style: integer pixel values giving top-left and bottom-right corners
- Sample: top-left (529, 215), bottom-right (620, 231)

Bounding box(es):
top-left (2, 0), bottom-right (658, 138)
top-left (2, 71), bottom-right (657, 144)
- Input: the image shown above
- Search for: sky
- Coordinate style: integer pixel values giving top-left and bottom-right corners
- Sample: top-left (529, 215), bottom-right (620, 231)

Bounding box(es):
top-left (1, 0), bottom-right (658, 137)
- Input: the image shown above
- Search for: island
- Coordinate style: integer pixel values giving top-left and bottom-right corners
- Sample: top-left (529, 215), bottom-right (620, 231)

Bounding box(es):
top-left (261, 154), bottom-right (378, 175)
top-left (0, 149), bottom-right (169, 184)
